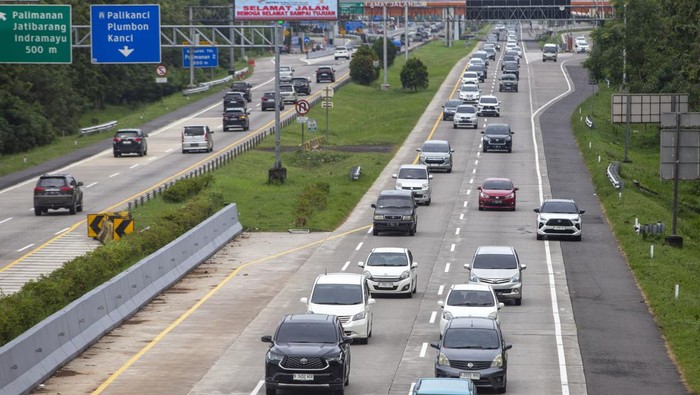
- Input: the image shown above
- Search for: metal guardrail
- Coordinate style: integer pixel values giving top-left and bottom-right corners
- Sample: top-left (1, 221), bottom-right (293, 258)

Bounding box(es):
top-left (79, 120), bottom-right (117, 136)
top-left (607, 162), bottom-right (623, 189)
top-left (182, 85), bottom-right (211, 95)
top-left (183, 69), bottom-right (249, 96)
top-left (201, 75), bottom-right (233, 87)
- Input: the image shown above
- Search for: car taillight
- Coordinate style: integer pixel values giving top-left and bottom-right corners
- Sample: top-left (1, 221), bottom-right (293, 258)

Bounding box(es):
top-left (60, 186), bottom-right (73, 192)
top-left (34, 187), bottom-right (45, 193)
top-left (262, 97), bottom-right (269, 101)
top-left (134, 137), bottom-right (142, 142)
top-left (204, 133), bottom-right (209, 141)
top-left (113, 138), bottom-right (121, 143)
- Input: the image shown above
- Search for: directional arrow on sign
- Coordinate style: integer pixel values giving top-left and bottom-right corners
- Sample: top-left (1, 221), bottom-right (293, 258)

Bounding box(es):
top-left (119, 46), bottom-right (134, 57)
top-left (0, 12), bottom-right (6, 21)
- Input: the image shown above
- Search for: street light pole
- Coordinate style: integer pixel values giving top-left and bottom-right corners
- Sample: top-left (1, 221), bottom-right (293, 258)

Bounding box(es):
top-left (381, 5), bottom-right (389, 90)
top-left (404, 3), bottom-right (409, 62)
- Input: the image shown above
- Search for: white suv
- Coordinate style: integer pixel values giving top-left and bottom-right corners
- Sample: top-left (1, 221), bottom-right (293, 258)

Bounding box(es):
top-left (437, 283), bottom-right (503, 336)
top-left (534, 198), bottom-right (585, 241)
top-left (334, 46), bottom-right (351, 60)
top-left (358, 247), bottom-right (418, 297)
top-left (464, 246), bottom-right (527, 305)
top-left (393, 164), bottom-right (433, 205)
top-left (300, 273), bottom-right (375, 344)
top-left (278, 83), bottom-right (298, 104)
top-left (459, 83), bottom-right (481, 103)
top-left (279, 65), bottom-right (294, 81)
top-left (477, 95), bottom-right (501, 117)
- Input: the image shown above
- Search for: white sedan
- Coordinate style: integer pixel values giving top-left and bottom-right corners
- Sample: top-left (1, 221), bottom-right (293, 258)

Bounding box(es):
top-left (438, 283), bottom-right (503, 336)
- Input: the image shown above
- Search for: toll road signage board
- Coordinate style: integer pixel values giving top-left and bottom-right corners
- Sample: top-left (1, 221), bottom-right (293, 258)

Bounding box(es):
top-left (183, 47), bottom-right (218, 68)
top-left (234, 0), bottom-right (339, 21)
top-left (0, 5), bottom-right (72, 64)
top-left (90, 4), bottom-right (161, 64)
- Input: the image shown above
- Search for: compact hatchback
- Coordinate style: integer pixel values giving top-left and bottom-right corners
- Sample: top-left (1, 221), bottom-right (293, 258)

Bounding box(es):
top-left (393, 164), bottom-right (433, 205)
top-left (113, 128), bottom-right (148, 157)
top-left (442, 99), bottom-right (462, 121)
top-left (534, 198), bottom-right (585, 240)
top-left (300, 273), bottom-right (375, 344)
top-left (477, 177), bottom-right (518, 210)
top-left (465, 246), bottom-right (526, 305)
top-left (359, 247), bottom-right (418, 297)
top-left (261, 92), bottom-right (285, 111)
top-left (438, 283), bottom-right (503, 336)
top-left (33, 173), bottom-right (84, 216)
top-left (417, 140), bottom-right (454, 173)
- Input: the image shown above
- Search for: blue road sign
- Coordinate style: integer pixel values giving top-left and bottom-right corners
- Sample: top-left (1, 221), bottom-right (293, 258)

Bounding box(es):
top-left (183, 47), bottom-right (218, 68)
top-left (90, 4), bottom-right (161, 64)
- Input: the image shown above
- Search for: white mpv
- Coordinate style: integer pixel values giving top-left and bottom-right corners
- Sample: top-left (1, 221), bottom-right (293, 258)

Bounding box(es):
top-left (437, 283), bottom-right (503, 336)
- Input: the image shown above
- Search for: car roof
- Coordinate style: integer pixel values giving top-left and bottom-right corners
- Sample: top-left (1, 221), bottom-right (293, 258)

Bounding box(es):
top-left (423, 139), bottom-right (449, 146)
top-left (501, 74), bottom-right (517, 78)
top-left (475, 245), bottom-right (516, 255)
top-left (398, 164), bottom-right (428, 170)
top-left (315, 272), bottom-right (365, 285)
top-left (39, 173), bottom-right (71, 178)
top-left (370, 247), bottom-right (408, 254)
top-left (480, 95), bottom-right (498, 100)
top-left (414, 377), bottom-right (475, 394)
top-left (282, 313), bottom-right (336, 324)
top-left (447, 316), bottom-right (499, 330)
top-left (450, 283), bottom-right (493, 292)
top-left (543, 198), bottom-right (576, 204)
top-left (378, 189), bottom-right (414, 198)
top-left (457, 104), bottom-right (476, 110)
top-left (483, 177), bottom-right (512, 183)
top-left (116, 128), bottom-right (141, 133)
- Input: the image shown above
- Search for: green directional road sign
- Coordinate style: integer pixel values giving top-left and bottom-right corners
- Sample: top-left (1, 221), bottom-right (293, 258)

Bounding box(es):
top-left (340, 2), bottom-right (364, 15)
top-left (0, 5), bottom-right (72, 64)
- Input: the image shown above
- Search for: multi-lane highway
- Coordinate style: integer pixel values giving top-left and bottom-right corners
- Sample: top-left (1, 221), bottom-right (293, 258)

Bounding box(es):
top-left (10, 31), bottom-right (689, 395)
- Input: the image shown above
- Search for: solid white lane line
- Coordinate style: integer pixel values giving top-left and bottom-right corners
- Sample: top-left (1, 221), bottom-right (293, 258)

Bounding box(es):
top-left (341, 261), bottom-right (350, 271)
top-left (55, 228), bottom-right (70, 235)
top-left (408, 383), bottom-right (416, 395)
top-left (429, 311), bottom-right (437, 324)
top-left (166, 148), bottom-right (174, 153)
top-left (130, 164), bottom-right (139, 169)
top-left (419, 342), bottom-right (428, 358)
top-left (355, 242), bottom-right (363, 251)
top-left (148, 156), bottom-right (158, 161)
top-left (86, 182), bottom-right (98, 188)
top-left (18, 243), bottom-right (35, 252)
top-left (251, 380), bottom-right (264, 395)
top-left (444, 263), bottom-right (451, 272)
top-left (438, 285), bottom-right (444, 295)
top-left (0, 217), bottom-right (12, 225)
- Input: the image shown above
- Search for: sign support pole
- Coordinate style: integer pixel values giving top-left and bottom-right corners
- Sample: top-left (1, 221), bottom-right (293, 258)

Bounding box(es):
top-left (624, 98), bottom-right (631, 162)
top-left (325, 99), bottom-right (330, 143)
top-left (671, 112), bottom-right (680, 236)
top-left (274, 23), bottom-right (282, 169)
top-left (301, 123), bottom-right (306, 152)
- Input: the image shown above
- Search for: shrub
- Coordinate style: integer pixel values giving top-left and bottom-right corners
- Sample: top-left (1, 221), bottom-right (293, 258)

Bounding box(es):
top-left (400, 57), bottom-right (429, 91)
top-left (163, 174), bottom-right (214, 203)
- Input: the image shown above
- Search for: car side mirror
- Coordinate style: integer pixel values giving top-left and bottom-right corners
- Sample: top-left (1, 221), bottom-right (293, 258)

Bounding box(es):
top-left (450, 149), bottom-right (455, 152)
top-left (430, 342), bottom-right (440, 349)
top-left (416, 148), bottom-right (422, 152)
top-left (428, 175), bottom-right (433, 179)
top-left (464, 263), bottom-right (471, 270)
top-left (480, 131), bottom-right (485, 134)
top-left (533, 208), bottom-right (540, 213)
top-left (261, 335), bottom-right (273, 343)
top-left (514, 187), bottom-right (519, 191)
top-left (357, 262), bottom-right (365, 268)
top-left (77, 181), bottom-right (84, 186)
top-left (477, 186), bottom-right (482, 190)
top-left (300, 297), bottom-right (308, 304)
top-left (504, 344), bottom-right (513, 351)
top-left (437, 300), bottom-right (444, 308)
top-left (520, 264), bottom-right (527, 270)
top-left (498, 302), bottom-right (505, 309)
top-left (144, 133), bottom-right (149, 137)
top-left (368, 298), bottom-right (376, 305)
top-left (411, 262), bottom-right (418, 269)
top-left (579, 210), bottom-right (586, 214)
top-left (371, 203), bottom-right (377, 208)
top-left (392, 174), bottom-right (397, 178)
top-left (343, 336), bottom-right (353, 345)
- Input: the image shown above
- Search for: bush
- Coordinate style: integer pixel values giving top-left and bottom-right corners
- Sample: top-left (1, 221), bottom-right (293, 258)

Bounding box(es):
top-left (371, 38), bottom-right (398, 68)
top-left (294, 182), bottom-right (330, 227)
top-left (163, 174), bottom-right (214, 203)
top-left (400, 57), bottom-right (429, 91)
top-left (349, 47), bottom-right (379, 85)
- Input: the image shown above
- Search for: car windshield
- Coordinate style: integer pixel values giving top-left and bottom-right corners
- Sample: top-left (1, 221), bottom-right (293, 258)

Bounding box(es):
top-left (485, 126), bottom-right (509, 135)
top-left (502, 75), bottom-right (516, 81)
top-left (445, 100), bottom-right (461, 108)
top-left (456, 106), bottom-right (476, 114)
top-left (481, 97), bottom-right (498, 105)
top-left (280, 86), bottom-right (293, 92)
top-left (232, 83), bottom-right (247, 89)
top-left (468, 65), bottom-right (483, 72)
top-left (447, 290), bottom-right (495, 307)
top-left (367, 252), bottom-right (408, 267)
top-left (544, 46), bottom-right (557, 53)
top-left (473, 253), bottom-right (518, 270)
top-left (443, 328), bottom-right (500, 349)
top-left (310, 284), bottom-right (363, 305)
top-left (377, 197), bottom-right (412, 208)
top-left (422, 143), bottom-right (449, 153)
top-left (292, 78), bottom-right (307, 84)
top-left (462, 85), bottom-right (478, 92)
top-left (541, 201), bottom-right (578, 213)
top-left (115, 131), bottom-right (138, 138)
top-left (38, 177), bottom-right (67, 188)
top-left (184, 126), bottom-right (205, 136)
top-left (504, 63), bottom-right (517, 70)
top-left (398, 168), bottom-right (428, 179)
top-left (224, 108), bottom-right (245, 114)
top-left (482, 179), bottom-right (513, 190)
top-left (276, 323), bottom-right (337, 344)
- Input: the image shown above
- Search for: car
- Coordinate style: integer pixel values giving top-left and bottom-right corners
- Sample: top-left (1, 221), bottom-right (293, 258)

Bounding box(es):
top-left (222, 107), bottom-right (250, 131)
top-left (503, 53), bottom-right (519, 67)
top-left (534, 198), bottom-right (585, 241)
top-left (467, 57), bottom-right (487, 70)
top-left (453, 104), bottom-right (478, 129)
top-left (334, 46), bottom-right (351, 60)
top-left (316, 66), bottom-right (336, 83)
top-left (33, 173), bottom-right (84, 216)
top-left (300, 272), bottom-right (375, 344)
top-left (502, 61), bottom-right (519, 79)
top-left (261, 91), bottom-right (284, 111)
top-left (477, 177), bottom-right (518, 210)
top-left (430, 317), bottom-right (511, 393)
top-left (511, 46), bottom-right (523, 57)
top-left (477, 95), bottom-right (500, 117)
top-left (575, 37), bottom-right (589, 53)
top-left (279, 65), bottom-right (294, 81)
top-left (223, 91), bottom-right (247, 109)
top-left (291, 77), bottom-right (311, 95)
top-left (371, 189), bottom-right (418, 236)
top-left (461, 71), bottom-right (480, 86)
top-left (458, 83), bottom-right (481, 103)
top-left (181, 125), bottom-right (214, 153)
top-left (417, 140), bottom-right (454, 173)
top-left (261, 314), bottom-right (352, 395)
top-left (481, 123), bottom-right (513, 152)
top-left (471, 51), bottom-right (489, 66)
top-left (442, 99), bottom-right (462, 121)
top-left (229, 81), bottom-right (252, 102)
top-left (464, 246), bottom-right (526, 305)
top-left (393, 164), bottom-right (433, 205)
top-left (412, 377), bottom-right (477, 395)
top-left (482, 47), bottom-right (497, 60)
top-left (467, 64), bottom-right (486, 82)
top-left (438, 284), bottom-right (503, 336)
top-left (112, 128), bottom-right (148, 157)
top-left (542, 43), bottom-right (558, 62)
top-left (499, 73), bottom-right (518, 92)
top-left (278, 83), bottom-right (298, 104)
top-left (358, 247), bottom-right (418, 297)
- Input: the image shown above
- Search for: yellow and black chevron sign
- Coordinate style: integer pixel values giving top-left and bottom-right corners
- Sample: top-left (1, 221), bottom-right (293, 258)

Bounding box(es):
top-left (113, 218), bottom-right (134, 240)
top-left (87, 214), bottom-right (107, 238)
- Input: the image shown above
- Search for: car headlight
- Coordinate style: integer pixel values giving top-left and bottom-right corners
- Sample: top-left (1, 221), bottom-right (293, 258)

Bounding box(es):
top-left (443, 311), bottom-right (453, 320)
top-left (488, 311), bottom-right (498, 320)
top-left (325, 353), bottom-right (344, 363)
top-left (511, 272), bottom-right (521, 283)
top-left (421, 183), bottom-right (430, 189)
top-left (399, 270), bottom-right (410, 280)
top-left (395, 182), bottom-right (403, 188)
top-left (352, 311), bottom-right (366, 321)
top-left (374, 215), bottom-right (384, 220)
top-left (363, 270), bottom-right (373, 280)
top-left (402, 215), bottom-right (413, 221)
top-left (483, 136), bottom-right (491, 142)
top-left (505, 193), bottom-right (515, 199)
top-left (470, 272), bottom-right (479, 282)
top-left (437, 352), bottom-right (450, 366)
top-left (491, 353), bottom-right (504, 368)
top-left (480, 192), bottom-right (489, 198)
top-left (267, 351), bottom-right (284, 362)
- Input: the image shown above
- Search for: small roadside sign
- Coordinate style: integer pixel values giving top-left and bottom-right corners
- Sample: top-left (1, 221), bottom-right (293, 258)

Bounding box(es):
top-left (296, 116), bottom-right (308, 123)
top-left (308, 119), bottom-right (318, 132)
top-left (321, 101), bottom-right (334, 109)
top-left (156, 64), bottom-right (167, 76)
top-left (295, 99), bottom-right (310, 115)
top-left (155, 77), bottom-right (167, 83)
top-left (321, 86), bottom-right (334, 98)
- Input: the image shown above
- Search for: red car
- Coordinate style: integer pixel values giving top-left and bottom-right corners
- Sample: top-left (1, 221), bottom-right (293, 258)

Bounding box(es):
top-left (477, 177), bottom-right (518, 211)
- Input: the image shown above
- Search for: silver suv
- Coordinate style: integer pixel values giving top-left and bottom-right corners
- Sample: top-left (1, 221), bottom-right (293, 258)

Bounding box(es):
top-left (464, 246), bottom-right (526, 305)
top-left (393, 164), bottom-right (433, 205)
top-left (534, 199), bottom-right (585, 241)
top-left (278, 83), bottom-right (298, 104)
top-left (417, 140), bottom-right (454, 173)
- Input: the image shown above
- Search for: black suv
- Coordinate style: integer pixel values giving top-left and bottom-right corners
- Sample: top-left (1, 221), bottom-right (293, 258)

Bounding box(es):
top-left (113, 128), bottom-right (148, 157)
top-left (262, 314), bottom-right (352, 395)
top-left (223, 107), bottom-right (250, 131)
top-left (223, 91), bottom-right (247, 109)
top-left (229, 81), bottom-right (252, 102)
top-left (33, 173), bottom-right (84, 216)
top-left (481, 123), bottom-right (514, 153)
top-left (291, 77), bottom-right (311, 95)
top-left (261, 92), bottom-right (284, 111)
top-left (431, 317), bottom-right (511, 393)
top-left (371, 190), bottom-right (418, 236)
top-left (316, 66), bottom-right (336, 83)
top-left (499, 73), bottom-right (518, 92)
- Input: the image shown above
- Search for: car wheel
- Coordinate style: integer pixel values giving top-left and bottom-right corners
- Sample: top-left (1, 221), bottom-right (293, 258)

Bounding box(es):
top-left (77, 199), bottom-right (83, 213)
top-left (447, 167), bottom-right (452, 173)
top-left (334, 57), bottom-right (338, 60)
top-left (442, 115), bottom-right (446, 120)
top-left (412, 278), bottom-right (417, 294)
top-left (138, 150), bottom-right (144, 157)
top-left (426, 198), bottom-right (431, 206)
top-left (515, 297), bottom-right (522, 306)
top-left (34, 207), bottom-right (42, 216)
top-left (265, 385), bottom-right (276, 395)
top-left (316, 79), bottom-right (320, 83)
top-left (497, 376), bottom-right (507, 393)
top-left (574, 235), bottom-right (582, 241)
top-left (453, 124), bottom-right (457, 129)
top-left (182, 149), bottom-right (186, 154)
top-left (69, 201), bottom-right (77, 215)
top-left (406, 289), bottom-right (413, 298)
top-left (334, 389), bottom-right (345, 395)
top-left (508, 147), bottom-right (512, 153)
top-left (473, 124), bottom-right (478, 129)
top-left (372, 228), bottom-right (379, 236)
top-left (483, 146), bottom-right (487, 153)
top-left (113, 151), bottom-right (119, 157)
top-left (536, 234), bottom-right (543, 240)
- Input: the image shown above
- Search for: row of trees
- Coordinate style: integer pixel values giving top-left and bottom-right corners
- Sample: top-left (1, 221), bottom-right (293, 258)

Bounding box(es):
top-left (0, 0), bottom-right (232, 155)
top-left (585, 0), bottom-right (699, 108)
top-left (349, 38), bottom-right (428, 91)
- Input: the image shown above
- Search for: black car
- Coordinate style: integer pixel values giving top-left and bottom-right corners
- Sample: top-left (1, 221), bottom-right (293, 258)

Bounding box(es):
top-left (262, 314), bottom-right (352, 395)
top-left (316, 66), bottom-right (336, 83)
top-left (33, 173), bottom-right (84, 216)
top-left (502, 61), bottom-right (519, 79)
top-left (113, 128), bottom-right (148, 157)
top-left (371, 190), bottom-right (418, 236)
top-left (431, 317), bottom-right (511, 393)
top-left (499, 73), bottom-right (518, 92)
top-left (223, 107), bottom-right (250, 131)
top-left (503, 53), bottom-right (519, 67)
top-left (291, 77), bottom-right (311, 95)
top-left (223, 91), bottom-right (247, 109)
top-left (229, 81), bottom-right (252, 102)
top-left (481, 123), bottom-right (514, 153)
top-left (467, 64), bottom-right (486, 82)
top-left (442, 99), bottom-right (462, 121)
top-left (261, 92), bottom-right (284, 111)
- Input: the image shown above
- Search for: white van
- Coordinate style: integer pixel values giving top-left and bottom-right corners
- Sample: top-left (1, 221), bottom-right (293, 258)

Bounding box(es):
top-left (543, 43), bottom-right (558, 62)
top-left (181, 125), bottom-right (213, 153)
top-left (301, 273), bottom-right (375, 344)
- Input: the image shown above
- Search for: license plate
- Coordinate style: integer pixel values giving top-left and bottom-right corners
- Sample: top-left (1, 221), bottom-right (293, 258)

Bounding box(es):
top-left (460, 372), bottom-right (480, 380)
top-left (122, 141), bottom-right (131, 144)
top-left (191, 143), bottom-right (199, 147)
top-left (553, 226), bottom-right (566, 230)
top-left (389, 223), bottom-right (399, 227)
top-left (293, 374), bottom-right (314, 381)
top-left (377, 282), bottom-right (393, 288)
